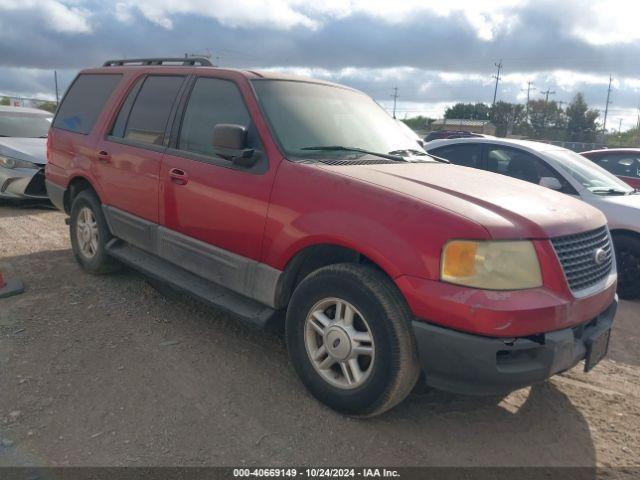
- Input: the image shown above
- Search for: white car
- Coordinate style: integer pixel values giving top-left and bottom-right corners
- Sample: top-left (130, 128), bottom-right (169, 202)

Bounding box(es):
top-left (426, 137), bottom-right (640, 299)
top-left (0, 106), bottom-right (51, 201)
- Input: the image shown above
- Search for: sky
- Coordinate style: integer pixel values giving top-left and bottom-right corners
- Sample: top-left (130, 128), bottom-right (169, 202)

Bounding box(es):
top-left (1, 0), bottom-right (640, 131)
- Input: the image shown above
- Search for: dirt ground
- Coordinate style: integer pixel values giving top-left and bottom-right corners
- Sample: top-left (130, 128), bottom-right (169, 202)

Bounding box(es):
top-left (0, 203), bottom-right (639, 468)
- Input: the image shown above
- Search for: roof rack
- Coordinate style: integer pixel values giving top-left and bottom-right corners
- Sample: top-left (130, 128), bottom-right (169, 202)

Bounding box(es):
top-left (102, 57), bottom-right (213, 67)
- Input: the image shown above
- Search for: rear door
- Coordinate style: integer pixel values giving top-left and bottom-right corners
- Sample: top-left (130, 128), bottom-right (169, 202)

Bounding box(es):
top-left (96, 74), bottom-right (187, 224)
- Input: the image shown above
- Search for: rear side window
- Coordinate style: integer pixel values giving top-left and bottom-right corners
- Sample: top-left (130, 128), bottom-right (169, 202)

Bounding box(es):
top-left (112, 75), bottom-right (185, 146)
top-left (53, 74), bottom-right (121, 134)
top-left (178, 78), bottom-right (252, 157)
top-left (430, 144), bottom-right (482, 168)
top-left (594, 153), bottom-right (640, 179)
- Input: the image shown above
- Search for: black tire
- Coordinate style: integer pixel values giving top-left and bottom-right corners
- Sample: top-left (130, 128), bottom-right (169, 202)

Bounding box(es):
top-left (286, 263), bottom-right (420, 417)
top-left (69, 190), bottom-right (120, 274)
top-left (613, 234), bottom-right (640, 299)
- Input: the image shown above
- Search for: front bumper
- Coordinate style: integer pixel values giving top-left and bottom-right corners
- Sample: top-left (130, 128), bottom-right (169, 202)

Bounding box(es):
top-left (412, 296), bottom-right (617, 395)
top-left (0, 166), bottom-right (48, 199)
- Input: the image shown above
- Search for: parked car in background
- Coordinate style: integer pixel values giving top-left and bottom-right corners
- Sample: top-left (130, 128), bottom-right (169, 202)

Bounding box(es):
top-left (47, 58), bottom-right (617, 416)
top-left (581, 148), bottom-right (640, 189)
top-left (426, 138), bottom-right (640, 299)
top-left (0, 106), bottom-right (51, 201)
top-left (424, 130), bottom-right (488, 142)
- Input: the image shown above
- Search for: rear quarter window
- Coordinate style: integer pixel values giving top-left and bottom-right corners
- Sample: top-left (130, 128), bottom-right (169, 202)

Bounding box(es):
top-left (53, 74), bottom-right (122, 134)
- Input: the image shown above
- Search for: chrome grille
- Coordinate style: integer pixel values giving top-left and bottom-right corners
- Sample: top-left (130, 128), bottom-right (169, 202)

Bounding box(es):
top-left (551, 226), bottom-right (613, 293)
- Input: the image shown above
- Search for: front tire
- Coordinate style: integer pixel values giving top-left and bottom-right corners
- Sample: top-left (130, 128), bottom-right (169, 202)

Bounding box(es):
top-left (286, 263), bottom-right (420, 417)
top-left (69, 190), bottom-right (120, 274)
top-left (614, 234), bottom-right (640, 299)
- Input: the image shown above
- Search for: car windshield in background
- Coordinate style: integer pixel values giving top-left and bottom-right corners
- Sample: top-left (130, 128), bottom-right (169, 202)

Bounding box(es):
top-left (0, 112), bottom-right (52, 138)
top-left (547, 149), bottom-right (635, 195)
top-left (252, 80), bottom-right (431, 160)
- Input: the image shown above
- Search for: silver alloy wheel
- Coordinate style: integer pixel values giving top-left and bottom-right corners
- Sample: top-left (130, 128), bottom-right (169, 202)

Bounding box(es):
top-left (76, 207), bottom-right (99, 259)
top-left (304, 297), bottom-right (375, 390)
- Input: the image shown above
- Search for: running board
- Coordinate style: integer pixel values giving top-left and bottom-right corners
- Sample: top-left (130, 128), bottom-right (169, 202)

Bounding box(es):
top-left (106, 241), bottom-right (279, 329)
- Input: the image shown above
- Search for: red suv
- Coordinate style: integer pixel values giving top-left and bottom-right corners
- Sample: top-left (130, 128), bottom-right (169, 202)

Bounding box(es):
top-left (46, 58), bottom-right (618, 416)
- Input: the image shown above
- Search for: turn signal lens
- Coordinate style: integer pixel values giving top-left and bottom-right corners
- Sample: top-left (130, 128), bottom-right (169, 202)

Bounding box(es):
top-left (442, 241), bottom-right (477, 277)
top-left (441, 240), bottom-right (542, 290)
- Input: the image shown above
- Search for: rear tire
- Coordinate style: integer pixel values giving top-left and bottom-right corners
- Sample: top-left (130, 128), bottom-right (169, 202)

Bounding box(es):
top-left (613, 234), bottom-right (640, 299)
top-left (286, 263), bottom-right (420, 417)
top-left (69, 190), bottom-right (120, 274)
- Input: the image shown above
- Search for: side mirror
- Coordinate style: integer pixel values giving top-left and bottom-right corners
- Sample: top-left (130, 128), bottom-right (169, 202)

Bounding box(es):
top-left (212, 124), bottom-right (256, 167)
top-left (540, 176), bottom-right (563, 191)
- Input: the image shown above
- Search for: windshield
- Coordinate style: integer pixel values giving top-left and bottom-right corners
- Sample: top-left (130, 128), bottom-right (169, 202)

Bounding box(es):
top-left (252, 80), bottom-right (429, 159)
top-left (0, 111), bottom-right (52, 138)
top-left (546, 149), bottom-right (634, 194)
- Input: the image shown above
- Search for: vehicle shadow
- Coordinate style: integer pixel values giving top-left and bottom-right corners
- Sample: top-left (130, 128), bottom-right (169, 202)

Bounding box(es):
top-left (0, 249), bottom-right (601, 468)
top-left (0, 199), bottom-right (55, 219)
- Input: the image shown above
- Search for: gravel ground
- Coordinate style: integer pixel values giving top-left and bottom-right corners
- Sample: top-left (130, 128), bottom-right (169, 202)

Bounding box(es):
top-left (0, 203), bottom-right (639, 468)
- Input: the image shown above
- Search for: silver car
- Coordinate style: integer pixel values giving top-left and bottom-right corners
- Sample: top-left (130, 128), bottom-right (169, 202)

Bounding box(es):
top-left (426, 137), bottom-right (640, 299)
top-left (0, 106), bottom-right (52, 201)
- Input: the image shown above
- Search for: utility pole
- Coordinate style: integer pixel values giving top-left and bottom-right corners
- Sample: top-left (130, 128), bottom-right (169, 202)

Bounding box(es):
top-left (54, 70), bottom-right (59, 105)
top-left (602, 74), bottom-right (613, 134)
top-left (492, 59), bottom-right (503, 105)
top-left (521, 81), bottom-right (535, 113)
top-left (618, 118), bottom-right (623, 147)
top-left (636, 104), bottom-right (640, 145)
top-left (540, 88), bottom-right (556, 103)
top-left (391, 86), bottom-right (398, 119)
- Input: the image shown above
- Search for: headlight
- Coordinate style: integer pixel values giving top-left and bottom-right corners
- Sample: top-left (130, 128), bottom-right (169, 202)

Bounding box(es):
top-left (0, 155), bottom-right (38, 169)
top-left (441, 240), bottom-right (542, 290)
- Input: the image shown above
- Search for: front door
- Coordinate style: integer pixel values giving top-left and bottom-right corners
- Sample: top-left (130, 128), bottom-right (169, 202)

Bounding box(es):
top-left (160, 76), bottom-right (275, 263)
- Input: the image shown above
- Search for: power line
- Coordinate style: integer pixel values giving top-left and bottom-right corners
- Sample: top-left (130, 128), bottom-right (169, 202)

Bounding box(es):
top-left (492, 59), bottom-right (502, 105)
top-left (602, 74), bottom-right (613, 134)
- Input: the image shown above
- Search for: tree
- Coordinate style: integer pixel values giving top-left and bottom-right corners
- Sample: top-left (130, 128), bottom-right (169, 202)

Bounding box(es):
top-left (401, 116), bottom-right (430, 130)
top-left (38, 101), bottom-right (58, 113)
top-left (527, 100), bottom-right (566, 140)
top-left (444, 102), bottom-right (490, 120)
top-left (489, 101), bottom-right (526, 137)
top-left (565, 93), bottom-right (600, 142)
top-left (0, 97), bottom-right (9, 106)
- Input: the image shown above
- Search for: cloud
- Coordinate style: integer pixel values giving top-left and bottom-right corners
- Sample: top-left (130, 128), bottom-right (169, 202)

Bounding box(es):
top-left (0, 0), bottom-right (91, 33)
top-left (1, 1), bottom-right (640, 129)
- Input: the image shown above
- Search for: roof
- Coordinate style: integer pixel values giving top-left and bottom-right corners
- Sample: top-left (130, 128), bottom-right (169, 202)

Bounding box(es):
top-left (84, 63), bottom-right (350, 90)
top-left (0, 105), bottom-right (52, 115)
top-left (581, 147), bottom-right (640, 154)
top-left (425, 136), bottom-right (567, 153)
top-left (432, 119), bottom-right (494, 127)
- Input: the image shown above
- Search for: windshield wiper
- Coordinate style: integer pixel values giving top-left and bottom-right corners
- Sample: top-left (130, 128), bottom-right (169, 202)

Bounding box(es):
top-left (590, 188), bottom-right (631, 195)
top-left (387, 148), bottom-right (450, 163)
top-left (301, 145), bottom-right (405, 162)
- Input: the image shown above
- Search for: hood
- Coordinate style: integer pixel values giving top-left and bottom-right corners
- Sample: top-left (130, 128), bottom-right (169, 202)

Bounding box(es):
top-left (589, 192), bottom-right (640, 232)
top-left (320, 162), bottom-right (606, 239)
top-left (0, 137), bottom-right (47, 165)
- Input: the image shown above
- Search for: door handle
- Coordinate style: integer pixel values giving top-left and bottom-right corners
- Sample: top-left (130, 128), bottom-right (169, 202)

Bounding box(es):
top-left (96, 150), bottom-right (111, 163)
top-left (169, 168), bottom-right (189, 185)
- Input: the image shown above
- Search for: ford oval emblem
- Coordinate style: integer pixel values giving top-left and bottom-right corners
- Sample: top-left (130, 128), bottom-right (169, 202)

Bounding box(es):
top-left (594, 248), bottom-right (607, 265)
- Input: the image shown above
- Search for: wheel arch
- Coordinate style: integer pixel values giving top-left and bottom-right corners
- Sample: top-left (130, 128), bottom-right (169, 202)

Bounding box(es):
top-left (273, 242), bottom-right (397, 309)
top-left (64, 176), bottom-right (100, 214)
top-left (610, 228), bottom-right (640, 241)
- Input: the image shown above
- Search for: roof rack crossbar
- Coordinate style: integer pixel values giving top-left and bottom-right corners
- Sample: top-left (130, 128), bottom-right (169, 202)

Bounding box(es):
top-left (102, 57), bottom-right (213, 67)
